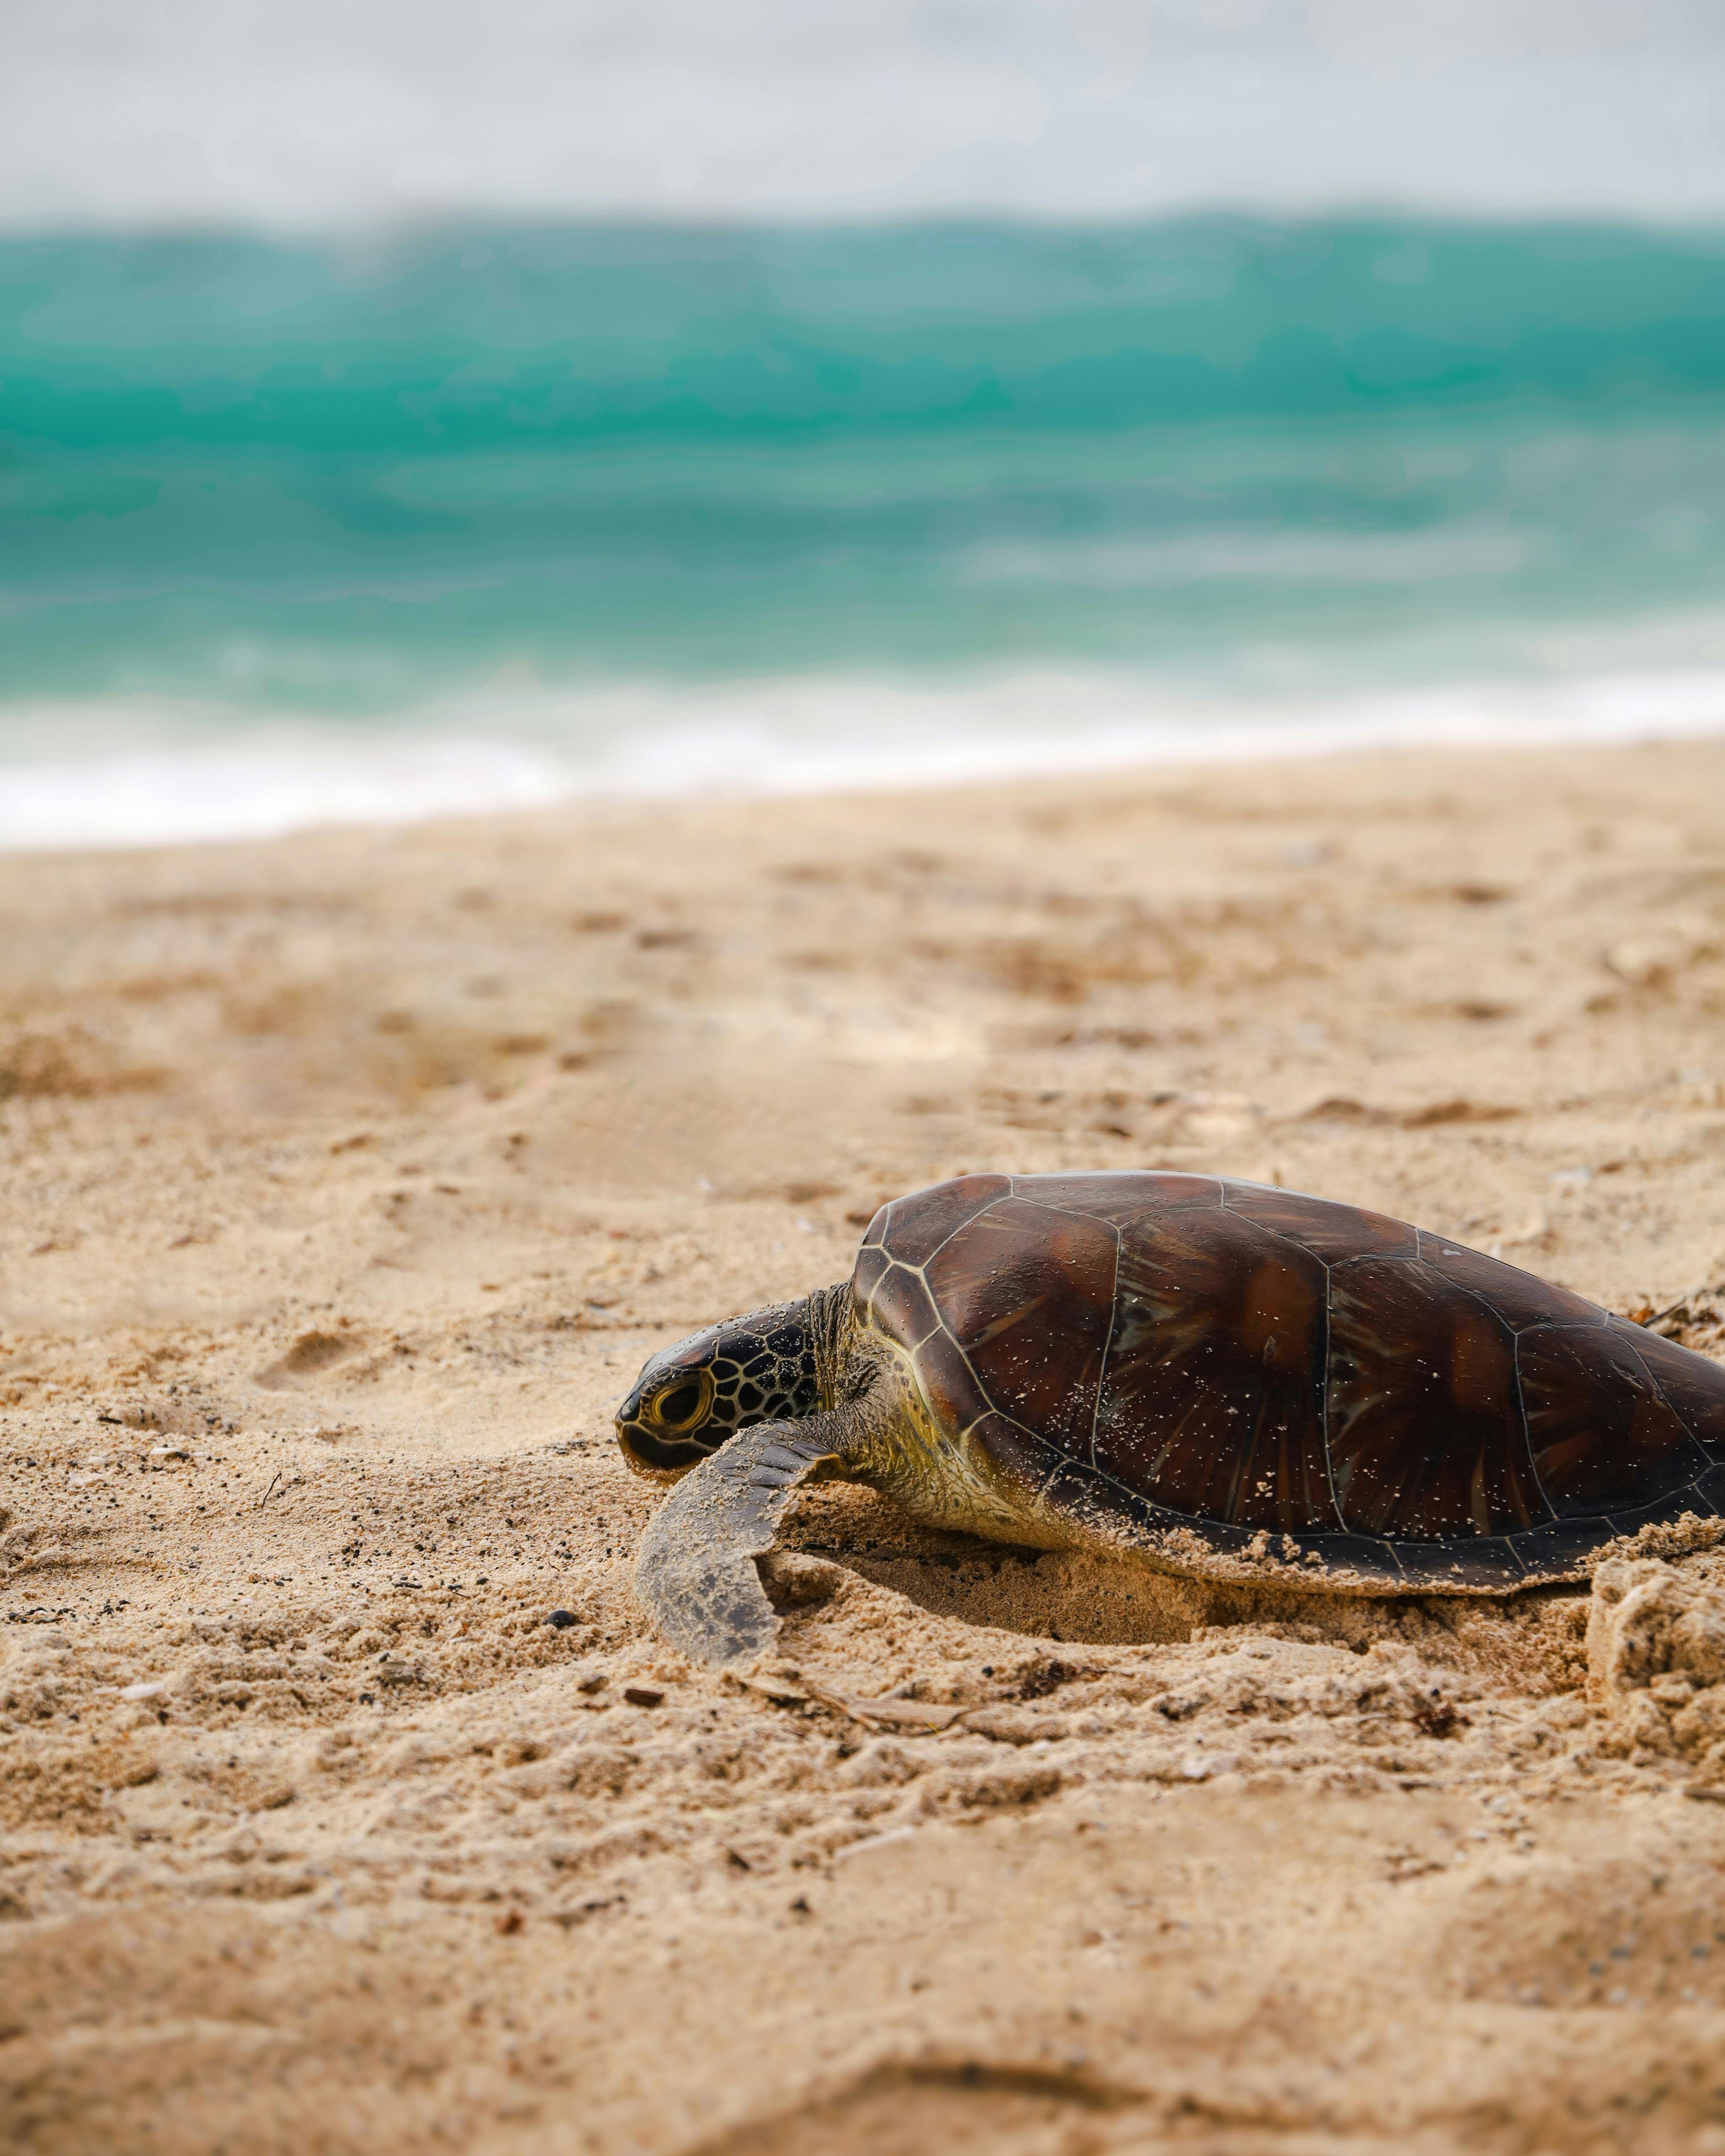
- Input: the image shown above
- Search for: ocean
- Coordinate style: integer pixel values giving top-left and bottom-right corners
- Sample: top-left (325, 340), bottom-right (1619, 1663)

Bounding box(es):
top-left (3, 216), bottom-right (1725, 846)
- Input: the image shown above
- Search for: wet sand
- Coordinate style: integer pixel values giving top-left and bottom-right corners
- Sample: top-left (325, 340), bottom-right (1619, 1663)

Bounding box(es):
top-left (5, 738), bottom-right (1725, 2154)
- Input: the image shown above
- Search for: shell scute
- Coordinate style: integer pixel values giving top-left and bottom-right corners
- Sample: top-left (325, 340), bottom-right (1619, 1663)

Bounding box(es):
top-left (1327, 1257), bottom-right (1543, 1538)
top-left (1094, 1206), bottom-right (1332, 1533)
top-left (967, 1411), bottom-right (1064, 1500)
top-left (1013, 1171), bottom-right (1222, 1223)
top-left (1391, 1536), bottom-right (1526, 1588)
top-left (850, 1242), bottom-right (890, 1312)
top-left (1414, 1232), bottom-right (1603, 1331)
top-left (1224, 1183), bottom-right (1419, 1263)
top-left (880, 1173), bottom-right (1013, 1266)
top-left (1509, 1516), bottom-right (1617, 1580)
top-left (1608, 1491), bottom-right (1717, 1538)
top-left (910, 1325), bottom-right (992, 1440)
top-left (1519, 1321), bottom-right (1705, 1515)
top-left (1297, 1532), bottom-right (1405, 1587)
top-left (921, 1195), bottom-right (1117, 1454)
top-left (1034, 1456), bottom-right (1198, 1550)
top-left (867, 1262), bottom-right (944, 1354)
top-left (1621, 1318), bottom-right (1725, 1449)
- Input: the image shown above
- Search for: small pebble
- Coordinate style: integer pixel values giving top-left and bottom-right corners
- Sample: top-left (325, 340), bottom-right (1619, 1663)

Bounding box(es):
top-left (624, 1685), bottom-right (664, 1708)
top-left (546, 1609), bottom-right (578, 1630)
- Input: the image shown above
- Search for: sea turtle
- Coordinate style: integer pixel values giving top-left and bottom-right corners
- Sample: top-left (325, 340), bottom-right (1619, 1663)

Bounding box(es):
top-left (615, 1172), bottom-right (1725, 1666)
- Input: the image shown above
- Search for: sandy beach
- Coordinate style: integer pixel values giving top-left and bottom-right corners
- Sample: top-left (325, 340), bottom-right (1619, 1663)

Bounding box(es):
top-left (6, 735), bottom-right (1725, 2155)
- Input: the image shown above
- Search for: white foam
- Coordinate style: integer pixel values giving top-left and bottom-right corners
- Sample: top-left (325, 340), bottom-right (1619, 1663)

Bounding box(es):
top-left (0, 724), bottom-right (573, 852)
top-left (2, 664), bottom-right (1724, 854)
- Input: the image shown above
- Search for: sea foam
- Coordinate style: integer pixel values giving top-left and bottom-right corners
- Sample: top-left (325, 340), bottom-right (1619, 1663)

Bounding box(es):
top-left (5, 663), bottom-right (1723, 854)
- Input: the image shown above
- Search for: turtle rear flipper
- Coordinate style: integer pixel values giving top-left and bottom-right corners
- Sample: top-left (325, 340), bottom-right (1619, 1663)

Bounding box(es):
top-left (632, 1421), bottom-right (849, 1667)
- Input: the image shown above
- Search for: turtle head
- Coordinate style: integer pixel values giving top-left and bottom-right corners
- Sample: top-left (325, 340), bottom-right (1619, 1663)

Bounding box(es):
top-left (613, 1297), bottom-right (823, 1479)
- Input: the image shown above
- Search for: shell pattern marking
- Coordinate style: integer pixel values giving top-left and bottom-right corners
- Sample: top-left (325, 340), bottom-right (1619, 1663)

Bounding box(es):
top-left (851, 1172), bottom-right (1725, 1588)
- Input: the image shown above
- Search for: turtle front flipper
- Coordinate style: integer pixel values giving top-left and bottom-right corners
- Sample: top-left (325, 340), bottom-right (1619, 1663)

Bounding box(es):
top-left (632, 1420), bottom-right (849, 1667)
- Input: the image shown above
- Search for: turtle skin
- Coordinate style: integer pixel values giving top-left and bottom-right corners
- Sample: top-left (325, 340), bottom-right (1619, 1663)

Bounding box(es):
top-left (852, 1171), bottom-right (1725, 1590)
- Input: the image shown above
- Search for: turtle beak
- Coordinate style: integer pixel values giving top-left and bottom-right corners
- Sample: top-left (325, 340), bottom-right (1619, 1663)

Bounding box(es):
top-left (612, 1379), bottom-right (682, 1479)
top-left (615, 1416), bottom-right (706, 1481)
top-left (615, 1428), bottom-right (666, 1479)
top-left (612, 1382), bottom-right (654, 1467)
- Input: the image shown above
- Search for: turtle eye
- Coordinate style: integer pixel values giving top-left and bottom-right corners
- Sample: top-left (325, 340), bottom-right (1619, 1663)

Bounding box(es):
top-left (651, 1372), bottom-right (713, 1431)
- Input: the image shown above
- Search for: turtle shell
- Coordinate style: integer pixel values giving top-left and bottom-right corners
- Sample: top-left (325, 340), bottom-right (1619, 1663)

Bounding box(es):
top-left (851, 1171), bottom-right (1725, 1590)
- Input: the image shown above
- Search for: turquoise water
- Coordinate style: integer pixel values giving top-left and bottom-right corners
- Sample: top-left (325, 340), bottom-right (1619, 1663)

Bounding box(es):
top-left (2, 217), bottom-right (1725, 836)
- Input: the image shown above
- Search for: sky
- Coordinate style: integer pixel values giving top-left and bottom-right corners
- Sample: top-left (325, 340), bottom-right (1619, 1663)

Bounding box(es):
top-left (3, 0), bottom-right (1724, 230)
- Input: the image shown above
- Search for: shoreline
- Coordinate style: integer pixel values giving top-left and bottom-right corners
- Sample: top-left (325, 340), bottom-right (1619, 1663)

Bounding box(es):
top-left (5, 659), bottom-right (1725, 853)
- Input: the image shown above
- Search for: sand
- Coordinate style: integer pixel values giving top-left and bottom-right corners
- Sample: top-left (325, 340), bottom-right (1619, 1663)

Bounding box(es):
top-left (6, 737), bottom-right (1725, 2154)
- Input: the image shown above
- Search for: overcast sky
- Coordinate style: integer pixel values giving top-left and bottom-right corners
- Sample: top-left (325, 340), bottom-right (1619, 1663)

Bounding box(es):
top-left (5, 0), bottom-right (1724, 229)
